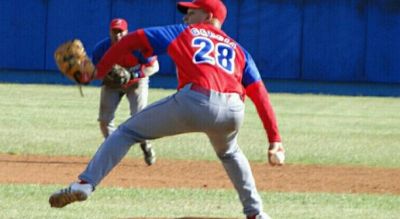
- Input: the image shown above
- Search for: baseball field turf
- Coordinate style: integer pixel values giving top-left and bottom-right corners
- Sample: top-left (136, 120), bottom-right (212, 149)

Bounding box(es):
top-left (0, 83), bottom-right (399, 218)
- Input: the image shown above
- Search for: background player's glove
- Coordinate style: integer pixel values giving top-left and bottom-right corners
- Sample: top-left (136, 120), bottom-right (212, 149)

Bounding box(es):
top-left (54, 39), bottom-right (95, 85)
top-left (103, 64), bottom-right (144, 89)
top-left (268, 142), bottom-right (285, 166)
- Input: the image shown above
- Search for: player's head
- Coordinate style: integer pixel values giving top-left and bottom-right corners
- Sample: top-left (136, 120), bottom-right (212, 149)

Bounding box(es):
top-left (177, 0), bottom-right (227, 28)
top-left (109, 18), bottom-right (128, 43)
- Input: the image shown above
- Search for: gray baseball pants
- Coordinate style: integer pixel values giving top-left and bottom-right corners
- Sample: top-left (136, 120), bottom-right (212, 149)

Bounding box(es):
top-left (79, 83), bottom-right (264, 215)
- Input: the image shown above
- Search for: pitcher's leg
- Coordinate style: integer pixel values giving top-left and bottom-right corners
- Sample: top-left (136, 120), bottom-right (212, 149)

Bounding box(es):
top-left (78, 128), bottom-right (138, 187)
top-left (79, 93), bottom-right (192, 186)
top-left (209, 132), bottom-right (264, 216)
top-left (219, 147), bottom-right (263, 216)
top-left (204, 91), bottom-right (263, 216)
top-left (122, 93), bottom-right (196, 138)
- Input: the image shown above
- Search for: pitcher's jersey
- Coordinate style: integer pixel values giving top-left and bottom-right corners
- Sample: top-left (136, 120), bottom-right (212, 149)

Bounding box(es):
top-left (140, 23), bottom-right (262, 95)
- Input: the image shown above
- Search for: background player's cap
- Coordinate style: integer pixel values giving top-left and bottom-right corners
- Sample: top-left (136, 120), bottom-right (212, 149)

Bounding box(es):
top-left (110, 18), bottom-right (128, 31)
top-left (177, 0), bottom-right (227, 24)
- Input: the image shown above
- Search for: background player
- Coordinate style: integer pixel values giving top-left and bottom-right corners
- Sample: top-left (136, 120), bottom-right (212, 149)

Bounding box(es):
top-left (92, 18), bottom-right (158, 165)
top-left (49, 1), bottom-right (284, 218)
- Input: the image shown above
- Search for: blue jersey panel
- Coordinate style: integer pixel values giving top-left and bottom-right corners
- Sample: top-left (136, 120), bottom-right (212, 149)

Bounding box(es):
top-left (242, 50), bottom-right (262, 87)
top-left (143, 24), bottom-right (187, 55)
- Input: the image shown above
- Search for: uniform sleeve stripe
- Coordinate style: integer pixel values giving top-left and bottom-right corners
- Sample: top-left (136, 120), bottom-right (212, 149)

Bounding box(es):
top-left (242, 49), bottom-right (262, 88)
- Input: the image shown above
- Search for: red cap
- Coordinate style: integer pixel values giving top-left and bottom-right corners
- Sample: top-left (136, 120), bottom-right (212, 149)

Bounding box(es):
top-left (177, 0), bottom-right (227, 24)
top-left (110, 18), bottom-right (128, 31)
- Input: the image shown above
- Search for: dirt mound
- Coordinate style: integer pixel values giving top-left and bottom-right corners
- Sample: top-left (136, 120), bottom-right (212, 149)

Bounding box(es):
top-left (1, 154), bottom-right (399, 195)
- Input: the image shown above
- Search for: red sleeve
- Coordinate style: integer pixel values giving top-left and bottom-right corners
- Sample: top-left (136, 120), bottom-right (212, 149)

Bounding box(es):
top-left (96, 29), bottom-right (153, 79)
top-left (245, 80), bottom-right (281, 143)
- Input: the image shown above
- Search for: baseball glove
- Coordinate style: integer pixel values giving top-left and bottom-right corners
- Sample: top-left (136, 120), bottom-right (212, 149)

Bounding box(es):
top-left (54, 39), bottom-right (95, 84)
top-left (103, 65), bottom-right (141, 89)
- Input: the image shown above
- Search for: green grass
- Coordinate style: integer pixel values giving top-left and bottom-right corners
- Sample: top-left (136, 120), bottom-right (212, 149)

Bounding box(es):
top-left (0, 83), bottom-right (399, 219)
top-left (269, 93), bottom-right (400, 167)
top-left (1, 184), bottom-right (399, 219)
top-left (0, 83), bottom-right (399, 167)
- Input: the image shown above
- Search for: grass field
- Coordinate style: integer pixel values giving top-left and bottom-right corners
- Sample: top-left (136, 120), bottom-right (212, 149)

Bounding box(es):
top-left (0, 83), bottom-right (399, 218)
top-left (1, 83), bottom-right (399, 167)
top-left (2, 185), bottom-right (399, 219)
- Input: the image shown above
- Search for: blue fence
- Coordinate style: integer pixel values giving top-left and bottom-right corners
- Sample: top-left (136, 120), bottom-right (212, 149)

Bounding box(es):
top-left (0, 0), bottom-right (399, 85)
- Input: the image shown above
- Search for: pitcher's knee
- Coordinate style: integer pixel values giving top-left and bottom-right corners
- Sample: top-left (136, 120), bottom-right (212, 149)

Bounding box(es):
top-left (215, 146), bottom-right (240, 160)
top-left (118, 124), bottom-right (148, 143)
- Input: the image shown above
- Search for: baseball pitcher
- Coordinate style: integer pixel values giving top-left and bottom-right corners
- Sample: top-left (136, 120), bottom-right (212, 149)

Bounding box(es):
top-left (50, 1), bottom-right (284, 218)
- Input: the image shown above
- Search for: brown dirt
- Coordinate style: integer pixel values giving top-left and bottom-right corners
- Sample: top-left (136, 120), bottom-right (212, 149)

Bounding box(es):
top-left (1, 154), bottom-right (399, 195)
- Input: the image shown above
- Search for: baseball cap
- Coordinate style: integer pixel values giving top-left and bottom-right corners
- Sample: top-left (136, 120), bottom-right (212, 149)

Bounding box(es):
top-left (110, 18), bottom-right (128, 31)
top-left (177, 0), bottom-right (227, 24)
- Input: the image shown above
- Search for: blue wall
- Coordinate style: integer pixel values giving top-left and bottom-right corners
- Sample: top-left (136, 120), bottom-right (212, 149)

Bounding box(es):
top-left (0, 0), bottom-right (399, 84)
top-left (0, 1), bottom-right (47, 70)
